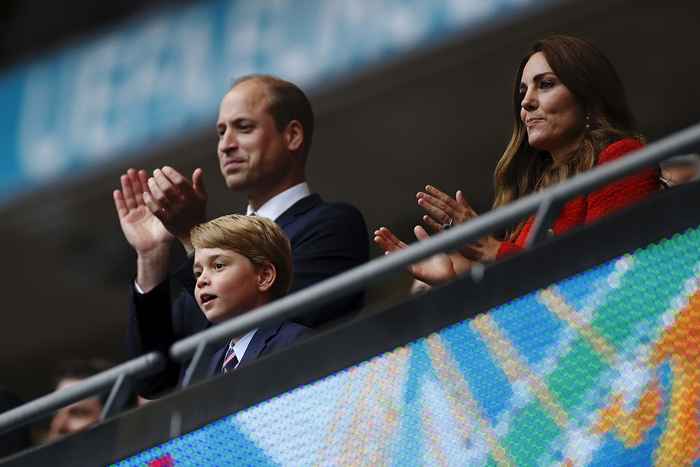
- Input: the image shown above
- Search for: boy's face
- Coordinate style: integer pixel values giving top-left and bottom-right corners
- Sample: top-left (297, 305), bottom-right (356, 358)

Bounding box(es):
top-left (193, 247), bottom-right (268, 323)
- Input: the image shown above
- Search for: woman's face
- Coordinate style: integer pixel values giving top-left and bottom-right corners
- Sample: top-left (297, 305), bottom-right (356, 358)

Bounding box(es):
top-left (519, 52), bottom-right (584, 159)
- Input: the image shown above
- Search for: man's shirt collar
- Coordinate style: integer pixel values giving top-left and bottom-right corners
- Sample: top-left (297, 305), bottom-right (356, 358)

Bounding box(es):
top-left (246, 182), bottom-right (311, 221)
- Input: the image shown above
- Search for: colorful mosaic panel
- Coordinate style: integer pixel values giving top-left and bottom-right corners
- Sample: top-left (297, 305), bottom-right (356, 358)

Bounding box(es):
top-left (116, 226), bottom-right (700, 466)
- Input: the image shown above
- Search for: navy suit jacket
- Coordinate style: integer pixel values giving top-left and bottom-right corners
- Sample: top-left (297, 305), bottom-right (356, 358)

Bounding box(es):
top-left (127, 194), bottom-right (368, 395)
top-left (203, 322), bottom-right (308, 378)
top-left (128, 278), bottom-right (309, 394)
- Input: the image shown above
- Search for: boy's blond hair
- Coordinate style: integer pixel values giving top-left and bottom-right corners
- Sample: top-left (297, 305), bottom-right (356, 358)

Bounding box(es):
top-left (190, 215), bottom-right (292, 300)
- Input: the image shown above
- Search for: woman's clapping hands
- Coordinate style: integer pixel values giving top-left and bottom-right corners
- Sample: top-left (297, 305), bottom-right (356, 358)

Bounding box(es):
top-left (373, 226), bottom-right (472, 286)
top-left (374, 185), bottom-right (502, 289)
top-left (417, 185), bottom-right (477, 231)
top-left (417, 185), bottom-right (501, 263)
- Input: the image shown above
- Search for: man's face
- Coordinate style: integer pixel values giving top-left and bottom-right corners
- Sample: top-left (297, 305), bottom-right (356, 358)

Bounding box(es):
top-left (193, 247), bottom-right (266, 323)
top-left (47, 379), bottom-right (103, 441)
top-left (216, 81), bottom-right (292, 195)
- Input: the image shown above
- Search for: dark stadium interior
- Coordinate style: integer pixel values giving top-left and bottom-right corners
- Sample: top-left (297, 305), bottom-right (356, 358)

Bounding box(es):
top-left (1, 0), bottom-right (699, 408)
top-left (0, 1), bottom-right (193, 69)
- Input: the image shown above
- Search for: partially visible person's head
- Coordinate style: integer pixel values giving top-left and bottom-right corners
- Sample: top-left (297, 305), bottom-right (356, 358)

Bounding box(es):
top-left (660, 154), bottom-right (700, 188)
top-left (495, 35), bottom-right (638, 212)
top-left (47, 359), bottom-right (112, 441)
top-left (216, 75), bottom-right (314, 204)
top-left (191, 215), bottom-right (292, 323)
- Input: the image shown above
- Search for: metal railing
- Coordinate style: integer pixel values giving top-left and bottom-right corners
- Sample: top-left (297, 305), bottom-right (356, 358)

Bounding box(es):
top-left (1, 122), bottom-right (699, 438)
top-left (172, 123), bottom-right (700, 379)
top-left (0, 353), bottom-right (164, 436)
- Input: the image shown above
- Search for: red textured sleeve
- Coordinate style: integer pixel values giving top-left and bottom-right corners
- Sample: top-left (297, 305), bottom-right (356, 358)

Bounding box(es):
top-left (496, 217), bottom-right (532, 259)
top-left (497, 240), bottom-right (523, 258)
top-left (585, 139), bottom-right (659, 224)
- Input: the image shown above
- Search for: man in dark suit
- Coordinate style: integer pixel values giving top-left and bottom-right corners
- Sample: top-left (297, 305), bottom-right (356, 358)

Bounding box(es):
top-left (114, 75), bottom-right (367, 394)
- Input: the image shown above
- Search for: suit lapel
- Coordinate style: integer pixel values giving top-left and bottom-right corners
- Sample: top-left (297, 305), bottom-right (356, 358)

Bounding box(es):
top-left (238, 324), bottom-right (283, 369)
top-left (274, 194), bottom-right (322, 229)
top-left (203, 324), bottom-right (281, 379)
top-left (206, 345), bottom-right (228, 377)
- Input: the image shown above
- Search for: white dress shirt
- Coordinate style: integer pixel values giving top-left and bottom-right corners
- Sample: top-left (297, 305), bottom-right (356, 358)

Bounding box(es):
top-left (229, 328), bottom-right (257, 369)
top-left (246, 182), bottom-right (311, 221)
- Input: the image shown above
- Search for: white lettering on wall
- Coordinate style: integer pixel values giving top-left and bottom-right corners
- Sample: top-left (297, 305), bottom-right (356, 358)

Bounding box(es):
top-left (19, 62), bottom-right (70, 180)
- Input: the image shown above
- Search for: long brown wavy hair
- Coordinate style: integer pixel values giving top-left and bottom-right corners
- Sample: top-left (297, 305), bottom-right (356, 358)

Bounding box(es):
top-left (493, 36), bottom-right (640, 238)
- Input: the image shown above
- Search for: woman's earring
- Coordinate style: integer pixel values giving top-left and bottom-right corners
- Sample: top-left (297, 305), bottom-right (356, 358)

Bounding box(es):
top-left (585, 113), bottom-right (591, 130)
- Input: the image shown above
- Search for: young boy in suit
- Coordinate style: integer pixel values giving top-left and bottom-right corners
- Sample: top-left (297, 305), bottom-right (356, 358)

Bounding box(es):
top-left (190, 214), bottom-right (308, 374)
top-left (133, 214), bottom-right (308, 395)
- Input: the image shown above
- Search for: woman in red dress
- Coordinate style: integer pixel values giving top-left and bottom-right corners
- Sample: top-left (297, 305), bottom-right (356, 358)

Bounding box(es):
top-left (374, 35), bottom-right (659, 286)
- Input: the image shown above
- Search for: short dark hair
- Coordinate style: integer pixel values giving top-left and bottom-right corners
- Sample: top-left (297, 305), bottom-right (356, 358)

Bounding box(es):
top-left (232, 74), bottom-right (315, 158)
top-left (53, 358), bottom-right (113, 404)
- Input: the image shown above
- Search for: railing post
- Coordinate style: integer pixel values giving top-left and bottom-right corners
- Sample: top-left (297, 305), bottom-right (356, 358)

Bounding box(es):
top-left (525, 196), bottom-right (563, 248)
top-left (100, 373), bottom-right (132, 420)
top-left (0, 352), bottom-right (165, 436)
top-left (180, 341), bottom-right (215, 388)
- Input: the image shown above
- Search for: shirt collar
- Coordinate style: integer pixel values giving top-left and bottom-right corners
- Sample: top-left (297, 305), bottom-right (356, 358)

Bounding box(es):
top-left (246, 182), bottom-right (311, 221)
top-left (232, 328), bottom-right (258, 365)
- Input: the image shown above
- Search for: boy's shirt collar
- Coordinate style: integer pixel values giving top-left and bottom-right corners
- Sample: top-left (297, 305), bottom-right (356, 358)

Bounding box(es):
top-left (246, 182), bottom-right (311, 221)
top-left (231, 328), bottom-right (258, 367)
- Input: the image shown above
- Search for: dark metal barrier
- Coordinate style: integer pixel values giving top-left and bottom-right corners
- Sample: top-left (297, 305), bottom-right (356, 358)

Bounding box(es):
top-left (7, 172), bottom-right (700, 466)
top-left (0, 353), bottom-right (164, 437)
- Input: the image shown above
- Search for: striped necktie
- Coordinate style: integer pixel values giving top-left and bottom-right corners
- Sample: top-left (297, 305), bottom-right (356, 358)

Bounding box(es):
top-left (221, 340), bottom-right (239, 373)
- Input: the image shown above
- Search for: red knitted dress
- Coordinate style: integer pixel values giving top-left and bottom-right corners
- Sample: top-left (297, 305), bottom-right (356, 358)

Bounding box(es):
top-left (497, 138), bottom-right (659, 258)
